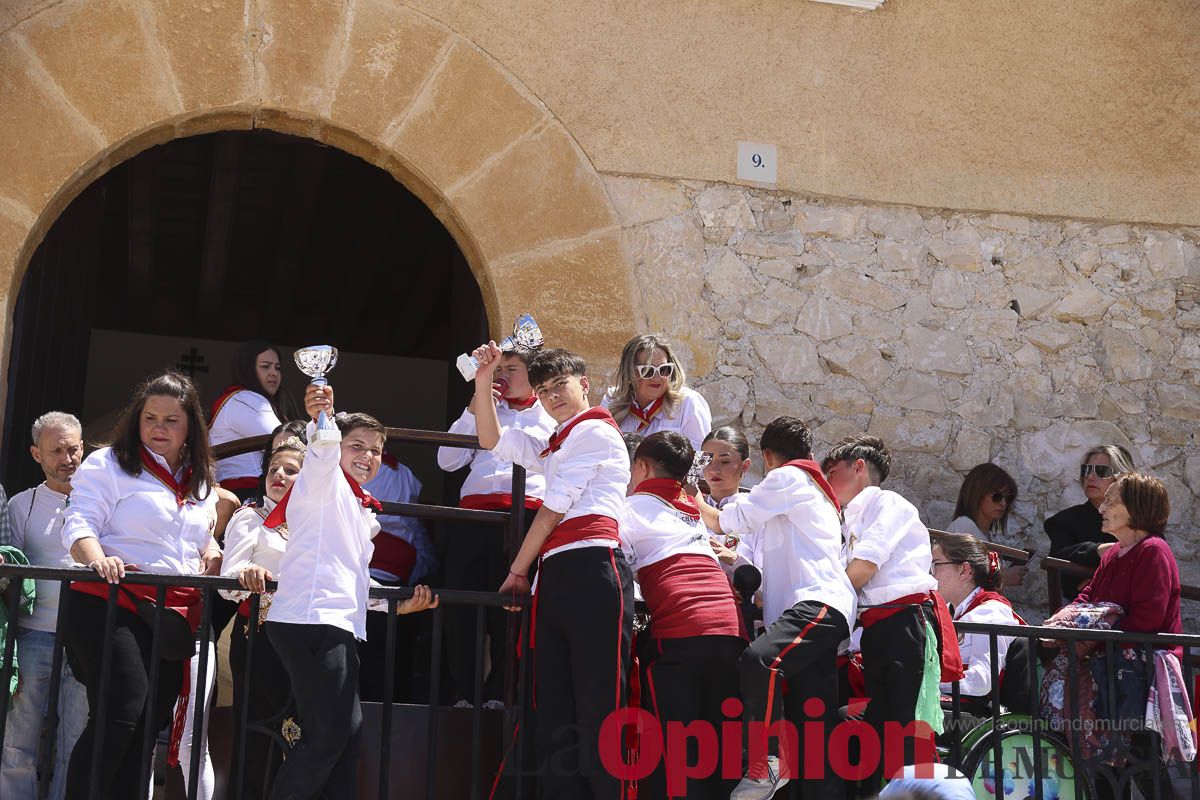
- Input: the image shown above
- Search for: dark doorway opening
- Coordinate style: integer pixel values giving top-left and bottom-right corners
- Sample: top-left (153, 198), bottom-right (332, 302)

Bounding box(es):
top-left (2, 130), bottom-right (486, 495)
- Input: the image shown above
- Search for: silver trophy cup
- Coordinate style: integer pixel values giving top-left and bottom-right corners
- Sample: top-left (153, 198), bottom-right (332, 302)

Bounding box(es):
top-left (456, 313), bottom-right (544, 381)
top-left (294, 345), bottom-right (339, 439)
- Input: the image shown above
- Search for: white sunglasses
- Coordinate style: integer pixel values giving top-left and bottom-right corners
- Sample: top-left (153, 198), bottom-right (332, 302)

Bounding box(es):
top-left (635, 363), bottom-right (675, 380)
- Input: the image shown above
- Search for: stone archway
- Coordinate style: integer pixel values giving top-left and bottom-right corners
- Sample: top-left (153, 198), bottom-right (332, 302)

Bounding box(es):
top-left (0, 0), bottom-right (642, 430)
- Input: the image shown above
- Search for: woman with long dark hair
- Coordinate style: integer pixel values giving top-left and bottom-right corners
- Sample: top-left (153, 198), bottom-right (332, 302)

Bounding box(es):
top-left (948, 462), bottom-right (1027, 587)
top-left (59, 371), bottom-right (222, 798)
top-left (210, 340), bottom-right (302, 501)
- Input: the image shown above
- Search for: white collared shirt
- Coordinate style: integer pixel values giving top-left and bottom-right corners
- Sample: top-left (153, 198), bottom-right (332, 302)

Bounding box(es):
top-left (601, 386), bottom-right (713, 450)
top-left (219, 499), bottom-right (287, 601)
top-left (437, 400), bottom-right (554, 501)
top-left (266, 423), bottom-right (380, 640)
top-left (210, 389), bottom-right (281, 482)
top-left (491, 407), bottom-right (630, 560)
top-left (622, 494), bottom-right (714, 574)
top-left (843, 485), bottom-right (938, 608)
top-left (940, 586), bottom-right (1019, 697)
top-left (718, 464), bottom-right (856, 628)
top-left (9, 484), bottom-right (73, 632)
top-left (61, 447), bottom-right (217, 574)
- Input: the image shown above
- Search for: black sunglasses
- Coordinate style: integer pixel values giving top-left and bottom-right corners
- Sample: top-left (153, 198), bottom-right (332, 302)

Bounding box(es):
top-left (989, 491), bottom-right (1014, 504)
top-left (1081, 464), bottom-right (1117, 480)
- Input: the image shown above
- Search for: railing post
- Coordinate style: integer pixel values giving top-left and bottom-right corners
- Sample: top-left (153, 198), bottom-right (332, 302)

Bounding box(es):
top-left (186, 587), bottom-right (215, 800)
top-left (379, 598), bottom-right (398, 799)
top-left (89, 583), bottom-right (120, 798)
top-left (139, 583), bottom-right (167, 800)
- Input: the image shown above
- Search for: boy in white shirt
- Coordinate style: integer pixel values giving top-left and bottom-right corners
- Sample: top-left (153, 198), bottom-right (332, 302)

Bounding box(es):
top-left (438, 348), bottom-right (555, 706)
top-left (264, 384), bottom-right (437, 800)
top-left (698, 417), bottom-right (852, 800)
top-left (0, 412), bottom-right (88, 800)
top-left (470, 343), bottom-right (633, 799)
top-left (822, 434), bottom-right (960, 789)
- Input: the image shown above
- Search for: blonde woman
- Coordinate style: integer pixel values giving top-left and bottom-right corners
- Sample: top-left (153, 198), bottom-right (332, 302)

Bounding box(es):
top-left (601, 334), bottom-right (711, 450)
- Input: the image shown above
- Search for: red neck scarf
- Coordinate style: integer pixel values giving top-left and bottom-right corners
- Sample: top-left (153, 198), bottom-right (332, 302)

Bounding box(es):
top-left (263, 469), bottom-right (383, 528)
top-left (539, 407), bottom-right (621, 458)
top-left (140, 448), bottom-right (194, 507)
top-left (505, 394), bottom-right (538, 411)
top-left (629, 396), bottom-right (664, 432)
top-left (959, 588), bottom-right (1027, 624)
top-left (782, 459), bottom-right (842, 515)
top-left (633, 478), bottom-right (699, 520)
top-left (208, 385), bottom-right (247, 427)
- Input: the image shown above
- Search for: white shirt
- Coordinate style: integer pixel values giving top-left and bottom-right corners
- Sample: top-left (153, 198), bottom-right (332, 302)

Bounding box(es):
top-left (364, 461), bottom-right (436, 585)
top-left (210, 389), bottom-right (281, 482)
top-left (940, 586), bottom-right (1019, 697)
top-left (437, 400), bottom-right (554, 501)
top-left (601, 387), bottom-right (713, 450)
top-left (267, 422), bottom-right (380, 640)
top-left (491, 408), bottom-right (630, 560)
top-left (844, 486), bottom-right (937, 608)
top-left (8, 484), bottom-right (73, 632)
top-left (622, 493), bottom-right (715, 574)
top-left (718, 465), bottom-right (856, 628)
top-left (219, 499), bottom-right (287, 601)
top-left (62, 447), bottom-right (218, 575)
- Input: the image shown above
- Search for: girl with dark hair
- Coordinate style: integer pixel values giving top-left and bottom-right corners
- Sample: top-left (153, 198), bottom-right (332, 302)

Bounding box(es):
top-left (930, 533), bottom-right (1022, 700)
top-left (58, 371), bottom-right (223, 799)
top-left (948, 462), bottom-right (1027, 587)
top-left (210, 340), bottom-right (301, 501)
top-left (601, 333), bottom-right (712, 449)
top-left (701, 427), bottom-right (758, 572)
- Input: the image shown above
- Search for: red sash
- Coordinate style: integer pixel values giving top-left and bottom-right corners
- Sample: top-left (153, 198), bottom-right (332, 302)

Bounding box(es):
top-left (539, 407), bottom-right (622, 458)
top-left (460, 493), bottom-right (544, 512)
top-left (263, 470), bottom-right (382, 528)
top-left (781, 459), bottom-right (841, 515)
top-left (629, 397), bottom-right (664, 432)
top-left (208, 385), bottom-right (246, 427)
top-left (860, 590), bottom-right (964, 683)
top-left (69, 581), bottom-right (202, 631)
top-left (139, 448), bottom-right (195, 508)
top-left (370, 532), bottom-right (418, 583)
top-left (541, 514), bottom-right (620, 556)
top-left (959, 589), bottom-right (1027, 625)
top-left (632, 478), bottom-right (699, 519)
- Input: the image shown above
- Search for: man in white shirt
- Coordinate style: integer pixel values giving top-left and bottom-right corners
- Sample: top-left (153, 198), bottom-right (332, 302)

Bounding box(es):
top-left (471, 344), bottom-right (633, 800)
top-left (822, 434), bottom-right (953, 790)
top-left (437, 349), bottom-right (554, 706)
top-left (698, 417), bottom-right (854, 800)
top-left (0, 412), bottom-right (88, 800)
top-left (265, 386), bottom-right (437, 800)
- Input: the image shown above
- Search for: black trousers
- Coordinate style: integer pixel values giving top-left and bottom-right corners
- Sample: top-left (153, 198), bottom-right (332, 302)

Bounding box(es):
top-left (638, 634), bottom-right (745, 800)
top-left (230, 615), bottom-right (294, 800)
top-left (859, 604), bottom-right (929, 788)
top-left (60, 589), bottom-right (184, 800)
top-left (532, 546), bottom-right (633, 800)
top-left (445, 514), bottom-right (533, 703)
top-left (739, 601), bottom-right (848, 799)
top-left (357, 586), bottom-right (420, 703)
top-left (265, 621), bottom-right (362, 800)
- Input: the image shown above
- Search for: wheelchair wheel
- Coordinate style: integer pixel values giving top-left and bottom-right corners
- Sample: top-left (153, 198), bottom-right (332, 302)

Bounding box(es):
top-left (961, 718), bottom-right (1089, 800)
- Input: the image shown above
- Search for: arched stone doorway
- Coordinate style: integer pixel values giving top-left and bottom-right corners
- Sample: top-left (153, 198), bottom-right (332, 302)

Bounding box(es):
top-left (0, 0), bottom-right (642, 446)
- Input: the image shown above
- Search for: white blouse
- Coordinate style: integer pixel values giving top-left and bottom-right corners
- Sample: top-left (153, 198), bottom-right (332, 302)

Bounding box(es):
top-left (209, 389), bottom-right (281, 482)
top-left (844, 486), bottom-right (938, 607)
top-left (940, 587), bottom-right (1020, 698)
top-left (601, 386), bottom-right (712, 450)
top-left (61, 447), bottom-right (218, 574)
top-left (219, 499), bottom-right (287, 601)
top-left (437, 399), bottom-right (555, 501)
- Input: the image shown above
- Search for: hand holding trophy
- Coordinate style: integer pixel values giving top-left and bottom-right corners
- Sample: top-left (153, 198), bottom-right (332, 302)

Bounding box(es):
top-left (294, 345), bottom-right (339, 443)
top-left (456, 314), bottom-right (543, 381)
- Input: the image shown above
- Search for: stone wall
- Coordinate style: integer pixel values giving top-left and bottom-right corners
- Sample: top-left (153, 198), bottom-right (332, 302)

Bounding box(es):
top-left (604, 174), bottom-right (1200, 623)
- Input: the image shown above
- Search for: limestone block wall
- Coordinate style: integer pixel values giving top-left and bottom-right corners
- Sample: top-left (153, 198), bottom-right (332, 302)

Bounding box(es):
top-left (604, 174), bottom-right (1200, 622)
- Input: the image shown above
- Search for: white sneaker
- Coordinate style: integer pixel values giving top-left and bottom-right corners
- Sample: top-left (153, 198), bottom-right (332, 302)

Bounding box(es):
top-left (483, 699), bottom-right (506, 711)
top-left (453, 699), bottom-right (473, 709)
top-left (730, 755), bottom-right (789, 800)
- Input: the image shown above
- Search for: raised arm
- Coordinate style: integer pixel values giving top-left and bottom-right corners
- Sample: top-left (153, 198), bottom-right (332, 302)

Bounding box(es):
top-left (471, 342), bottom-right (505, 449)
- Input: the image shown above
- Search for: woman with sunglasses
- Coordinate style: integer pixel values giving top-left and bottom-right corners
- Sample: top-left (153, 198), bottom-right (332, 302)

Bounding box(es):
top-left (1043, 444), bottom-right (1135, 603)
top-left (601, 334), bottom-right (712, 450)
top-left (947, 463), bottom-right (1026, 587)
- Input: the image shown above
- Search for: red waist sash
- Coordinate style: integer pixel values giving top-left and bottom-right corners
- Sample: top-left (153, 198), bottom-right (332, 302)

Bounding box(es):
top-left (540, 514), bottom-right (620, 557)
top-left (639, 553), bottom-right (744, 640)
top-left (70, 581), bottom-right (203, 632)
top-left (860, 590), bottom-right (963, 683)
top-left (460, 493), bottom-right (544, 512)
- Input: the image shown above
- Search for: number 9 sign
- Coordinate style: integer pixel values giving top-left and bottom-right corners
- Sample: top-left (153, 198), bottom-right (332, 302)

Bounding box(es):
top-left (737, 141), bottom-right (777, 184)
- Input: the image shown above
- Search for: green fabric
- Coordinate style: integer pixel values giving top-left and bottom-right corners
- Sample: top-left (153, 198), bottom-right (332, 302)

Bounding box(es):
top-left (914, 617), bottom-right (944, 735)
top-left (0, 545), bottom-right (36, 706)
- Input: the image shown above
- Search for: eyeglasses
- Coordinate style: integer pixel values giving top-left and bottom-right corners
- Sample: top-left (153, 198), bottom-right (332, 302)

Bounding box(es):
top-left (930, 560), bottom-right (963, 573)
top-left (635, 363), bottom-right (675, 380)
top-left (989, 491), bottom-right (1014, 504)
top-left (1081, 464), bottom-right (1117, 480)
